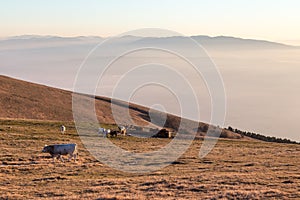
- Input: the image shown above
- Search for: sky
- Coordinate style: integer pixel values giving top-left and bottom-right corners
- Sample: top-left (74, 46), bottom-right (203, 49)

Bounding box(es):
top-left (1, 0), bottom-right (300, 45)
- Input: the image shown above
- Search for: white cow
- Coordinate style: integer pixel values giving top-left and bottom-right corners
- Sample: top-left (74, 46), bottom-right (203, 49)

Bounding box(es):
top-left (98, 127), bottom-right (111, 137)
top-left (60, 125), bottom-right (66, 134)
top-left (42, 143), bottom-right (78, 162)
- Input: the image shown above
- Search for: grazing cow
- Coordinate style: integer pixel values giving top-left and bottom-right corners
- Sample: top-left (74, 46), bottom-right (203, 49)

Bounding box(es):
top-left (42, 143), bottom-right (77, 162)
top-left (118, 126), bottom-right (127, 135)
top-left (98, 127), bottom-right (112, 137)
top-left (152, 129), bottom-right (171, 138)
top-left (98, 127), bottom-right (107, 137)
top-left (108, 130), bottom-right (118, 137)
top-left (98, 127), bottom-right (105, 136)
top-left (60, 125), bottom-right (66, 134)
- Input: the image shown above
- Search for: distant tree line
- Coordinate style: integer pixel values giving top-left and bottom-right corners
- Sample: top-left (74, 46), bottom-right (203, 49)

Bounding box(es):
top-left (226, 126), bottom-right (299, 144)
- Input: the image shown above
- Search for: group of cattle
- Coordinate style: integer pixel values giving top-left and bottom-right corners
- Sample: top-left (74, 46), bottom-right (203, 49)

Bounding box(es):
top-left (97, 126), bottom-right (126, 137)
top-left (42, 125), bottom-right (172, 162)
top-left (42, 125), bottom-right (127, 162)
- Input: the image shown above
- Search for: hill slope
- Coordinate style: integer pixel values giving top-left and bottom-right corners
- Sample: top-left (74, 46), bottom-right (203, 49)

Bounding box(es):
top-left (0, 75), bottom-right (243, 139)
top-left (0, 75), bottom-right (156, 125)
top-left (0, 75), bottom-right (73, 121)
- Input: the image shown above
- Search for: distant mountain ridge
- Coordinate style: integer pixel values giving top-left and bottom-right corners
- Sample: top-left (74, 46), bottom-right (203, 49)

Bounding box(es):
top-left (129, 35), bottom-right (295, 49)
top-left (1, 35), bottom-right (297, 49)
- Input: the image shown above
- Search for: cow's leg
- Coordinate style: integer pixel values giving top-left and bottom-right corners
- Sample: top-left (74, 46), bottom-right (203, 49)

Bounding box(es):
top-left (73, 153), bottom-right (78, 162)
top-left (68, 153), bottom-right (73, 161)
top-left (58, 154), bottom-right (64, 162)
top-left (52, 154), bottom-right (59, 163)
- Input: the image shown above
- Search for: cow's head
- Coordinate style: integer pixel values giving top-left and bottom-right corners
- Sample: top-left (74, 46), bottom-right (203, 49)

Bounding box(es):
top-left (42, 145), bottom-right (50, 153)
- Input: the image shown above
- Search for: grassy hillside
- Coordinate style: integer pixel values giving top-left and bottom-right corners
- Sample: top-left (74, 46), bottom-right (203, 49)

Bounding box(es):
top-left (0, 75), bottom-right (73, 121)
top-left (0, 75), bottom-right (243, 139)
top-left (0, 75), bottom-right (180, 125)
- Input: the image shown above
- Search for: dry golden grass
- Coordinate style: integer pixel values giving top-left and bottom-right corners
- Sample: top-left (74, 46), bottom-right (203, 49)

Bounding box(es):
top-left (0, 119), bottom-right (299, 199)
top-left (0, 75), bottom-right (167, 126)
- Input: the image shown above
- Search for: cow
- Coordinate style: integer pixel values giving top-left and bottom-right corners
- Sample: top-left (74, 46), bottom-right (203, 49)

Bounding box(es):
top-left (118, 126), bottom-right (127, 135)
top-left (108, 130), bottom-right (118, 137)
top-left (98, 127), bottom-right (111, 137)
top-left (42, 143), bottom-right (78, 162)
top-left (98, 127), bottom-right (105, 136)
top-left (60, 125), bottom-right (66, 134)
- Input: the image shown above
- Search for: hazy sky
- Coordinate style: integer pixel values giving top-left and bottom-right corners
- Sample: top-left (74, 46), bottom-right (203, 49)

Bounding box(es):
top-left (1, 0), bottom-right (300, 45)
